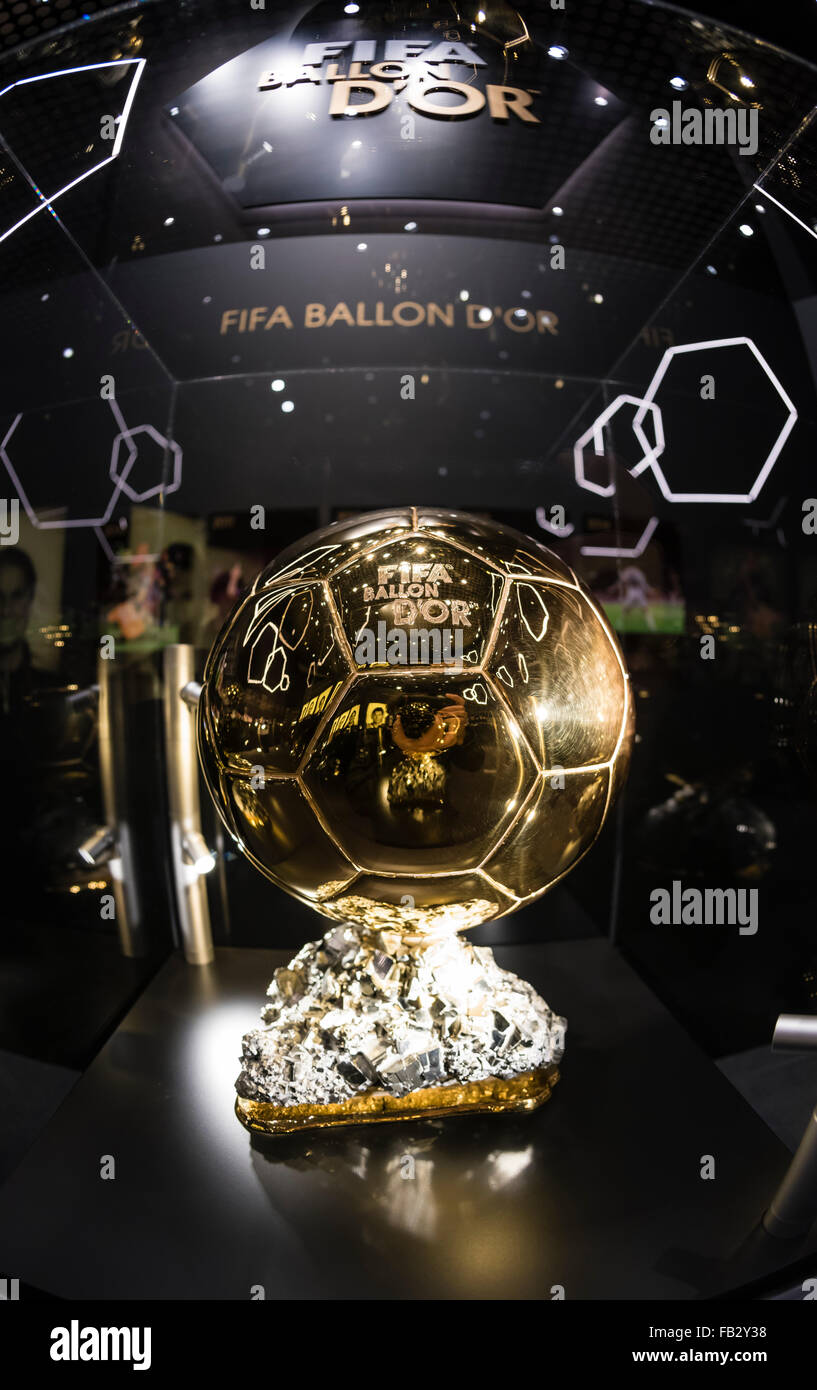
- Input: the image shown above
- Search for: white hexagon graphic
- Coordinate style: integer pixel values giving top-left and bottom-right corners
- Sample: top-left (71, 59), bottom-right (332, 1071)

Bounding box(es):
top-left (573, 393), bottom-right (663, 498)
top-left (110, 424), bottom-right (183, 502)
top-left (1, 398), bottom-right (182, 531)
top-left (631, 338), bottom-right (797, 504)
top-left (574, 337), bottom-right (798, 506)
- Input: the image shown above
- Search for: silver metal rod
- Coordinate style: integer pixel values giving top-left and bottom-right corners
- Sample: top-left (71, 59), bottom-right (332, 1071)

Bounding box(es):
top-left (180, 680), bottom-right (203, 709)
top-left (763, 1107), bottom-right (817, 1239)
top-left (162, 645), bottom-right (214, 965)
top-left (772, 1015), bottom-right (817, 1052)
top-left (97, 656), bottom-right (144, 957)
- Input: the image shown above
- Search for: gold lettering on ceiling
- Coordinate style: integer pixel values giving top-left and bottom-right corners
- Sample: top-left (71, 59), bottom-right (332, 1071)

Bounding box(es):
top-left (219, 304), bottom-right (559, 335)
top-left (258, 62), bottom-right (539, 124)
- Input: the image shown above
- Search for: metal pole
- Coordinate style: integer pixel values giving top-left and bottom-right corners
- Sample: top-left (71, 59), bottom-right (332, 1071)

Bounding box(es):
top-left (95, 656), bottom-right (144, 957)
top-left (762, 1014), bottom-right (817, 1239)
top-left (162, 645), bottom-right (214, 965)
top-left (773, 1015), bottom-right (817, 1051)
top-left (763, 1109), bottom-right (817, 1239)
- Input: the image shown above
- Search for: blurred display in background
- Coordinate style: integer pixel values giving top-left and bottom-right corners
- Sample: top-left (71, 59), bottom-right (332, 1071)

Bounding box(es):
top-left (0, 0), bottom-right (816, 1105)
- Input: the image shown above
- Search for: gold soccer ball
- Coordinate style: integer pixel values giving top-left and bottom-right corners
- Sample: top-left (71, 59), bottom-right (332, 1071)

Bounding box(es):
top-left (198, 508), bottom-right (633, 936)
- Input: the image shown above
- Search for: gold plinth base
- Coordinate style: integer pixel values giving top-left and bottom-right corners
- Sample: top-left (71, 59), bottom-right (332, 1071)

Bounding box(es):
top-left (235, 1065), bottom-right (559, 1135)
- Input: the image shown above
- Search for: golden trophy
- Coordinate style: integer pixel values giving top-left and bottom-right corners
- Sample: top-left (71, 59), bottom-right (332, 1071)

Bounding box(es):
top-left (197, 508), bottom-right (633, 1133)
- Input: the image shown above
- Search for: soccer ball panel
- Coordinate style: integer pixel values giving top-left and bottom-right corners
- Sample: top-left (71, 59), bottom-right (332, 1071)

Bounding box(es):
top-left (483, 769), bottom-right (609, 899)
top-left (255, 510), bottom-right (414, 588)
top-left (416, 508), bottom-right (575, 584)
top-left (330, 534), bottom-right (503, 669)
top-left (609, 687), bottom-right (635, 799)
top-left (316, 872), bottom-right (512, 934)
top-left (202, 582), bottom-right (349, 775)
top-left (198, 509), bottom-right (633, 935)
top-left (302, 673), bottom-right (538, 875)
top-left (227, 775), bottom-right (357, 901)
top-left (488, 580), bottom-right (628, 771)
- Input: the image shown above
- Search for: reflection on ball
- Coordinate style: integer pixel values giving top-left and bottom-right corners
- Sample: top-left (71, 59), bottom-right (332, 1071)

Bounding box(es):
top-left (198, 508), bottom-right (634, 934)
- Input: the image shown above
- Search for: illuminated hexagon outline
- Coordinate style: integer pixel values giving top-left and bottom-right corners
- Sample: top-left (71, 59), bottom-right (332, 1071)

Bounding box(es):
top-left (1, 399), bottom-right (182, 530)
top-left (574, 394), bottom-right (664, 498)
top-left (1, 399), bottom-right (136, 529)
top-left (535, 505), bottom-right (574, 538)
top-left (573, 338), bottom-right (797, 505)
top-left (110, 423), bottom-right (183, 502)
top-left (632, 337), bottom-right (798, 503)
top-left (0, 59), bottom-right (146, 244)
top-left (580, 515), bottom-right (659, 558)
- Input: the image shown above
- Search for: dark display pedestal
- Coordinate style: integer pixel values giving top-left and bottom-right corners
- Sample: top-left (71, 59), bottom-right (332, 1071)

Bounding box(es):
top-left (0, 937), bottom-right (814, 1300)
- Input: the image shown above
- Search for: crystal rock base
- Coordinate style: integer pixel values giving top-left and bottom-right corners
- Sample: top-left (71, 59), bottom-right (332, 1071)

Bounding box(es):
top-left (235, 923), bottom-right (566, 1135)
top-left (236, 1066), bottom-right (559, 1135)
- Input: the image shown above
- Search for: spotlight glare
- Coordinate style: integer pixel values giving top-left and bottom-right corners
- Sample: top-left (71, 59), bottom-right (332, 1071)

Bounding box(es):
top-left (271, 379), bottom-right (285, 391)
top-left (547, 45), bottom-right (568, 60)
top-left (739, 223), bottom-right (754, 237)
top-left (181, 831), bottom-right (216, 877)
top-left (281, 400), bottom-right (295, 413)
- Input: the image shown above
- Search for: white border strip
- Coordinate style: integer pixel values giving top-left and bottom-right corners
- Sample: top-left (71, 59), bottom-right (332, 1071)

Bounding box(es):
top-left (0, 59), bottom-right (145, 244)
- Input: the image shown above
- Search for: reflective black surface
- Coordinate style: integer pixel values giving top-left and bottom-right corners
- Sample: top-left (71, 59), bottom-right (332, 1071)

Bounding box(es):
top-left (0, 936), bottom-right (814, 1300)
